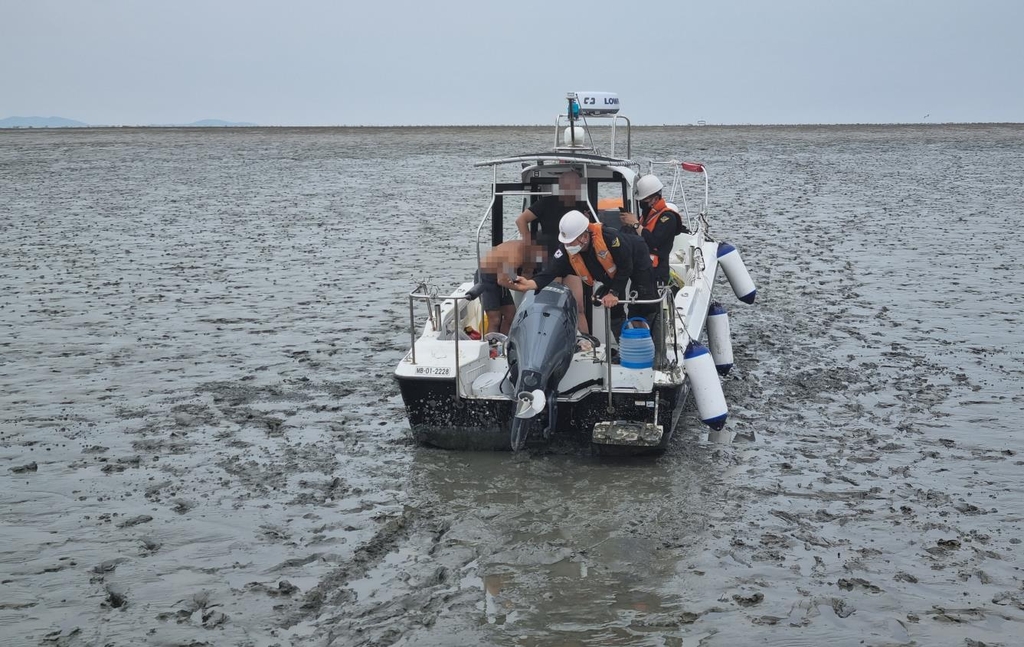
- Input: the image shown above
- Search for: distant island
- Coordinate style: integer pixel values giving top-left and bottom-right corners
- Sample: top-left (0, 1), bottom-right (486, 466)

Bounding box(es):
top-left (0, 116), bottom-right (89, 128)
top-left (0, 116), bottom-right (259, 128)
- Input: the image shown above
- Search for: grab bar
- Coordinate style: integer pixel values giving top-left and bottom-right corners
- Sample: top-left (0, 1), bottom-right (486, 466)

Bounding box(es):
top-left (599, 287), bottom-right (674, 412)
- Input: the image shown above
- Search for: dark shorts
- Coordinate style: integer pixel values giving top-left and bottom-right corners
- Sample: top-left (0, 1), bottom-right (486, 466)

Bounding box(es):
top-left (475, 270), bottom-right (513, 311)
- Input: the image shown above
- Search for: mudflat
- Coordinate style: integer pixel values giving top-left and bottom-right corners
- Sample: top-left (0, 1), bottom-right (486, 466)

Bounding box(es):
top-left (1, 124), bottom-right (1022, 646)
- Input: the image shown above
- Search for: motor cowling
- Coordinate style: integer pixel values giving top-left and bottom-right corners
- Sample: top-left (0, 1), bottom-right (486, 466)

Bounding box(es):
top-left (506, 283), bottom-right (578, 400)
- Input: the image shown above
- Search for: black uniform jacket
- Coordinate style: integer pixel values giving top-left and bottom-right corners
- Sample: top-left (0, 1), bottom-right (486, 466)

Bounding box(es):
top-left (532, 225), bottom-right (652, 298)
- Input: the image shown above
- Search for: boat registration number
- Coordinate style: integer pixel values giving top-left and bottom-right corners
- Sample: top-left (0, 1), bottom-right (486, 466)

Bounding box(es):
top-left (415, 366), bottom-right (452, 376)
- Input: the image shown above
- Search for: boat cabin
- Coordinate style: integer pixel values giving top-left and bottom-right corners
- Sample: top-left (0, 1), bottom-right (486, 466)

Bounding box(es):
top-left (473, 92), bottom-right (643, 254)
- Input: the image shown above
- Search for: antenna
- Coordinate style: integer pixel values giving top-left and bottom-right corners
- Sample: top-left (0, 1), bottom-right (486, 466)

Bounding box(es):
top-left (566, 92), bottom-right (579, 146)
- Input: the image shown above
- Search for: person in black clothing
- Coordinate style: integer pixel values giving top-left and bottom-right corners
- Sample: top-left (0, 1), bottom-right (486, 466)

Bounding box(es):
top-left (619, 173), bottom-right (688, 288)
top-left (515, 170), bottom-right (593, 333)
top-left (508, 210), bottom-right (658, 338)
top-left (516, 170), bottom-right (591, 254)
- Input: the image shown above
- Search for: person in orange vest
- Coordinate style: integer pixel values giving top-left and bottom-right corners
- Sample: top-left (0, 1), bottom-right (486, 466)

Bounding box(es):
top-left (508, 210), bottom-right (658, 338)
top-left (619, 174), bottom-right (688, 287)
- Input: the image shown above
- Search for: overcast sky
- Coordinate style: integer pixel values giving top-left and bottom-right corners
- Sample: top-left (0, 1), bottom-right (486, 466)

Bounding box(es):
top-left (2, 0), bottom-right (1021, 126)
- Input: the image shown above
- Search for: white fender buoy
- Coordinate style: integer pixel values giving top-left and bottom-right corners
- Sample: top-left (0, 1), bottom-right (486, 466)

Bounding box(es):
top-left (717, 242), bottom-right (756, 304)
top-left (706, 302), bottom-right (734, 376)
top-left (683, 341), bottom-right (728, 430)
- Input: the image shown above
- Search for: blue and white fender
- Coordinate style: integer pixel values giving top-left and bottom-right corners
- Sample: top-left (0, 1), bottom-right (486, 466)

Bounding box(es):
top-left (683, 341), bottom-right (728, 430)
top-left (706, 302), bottom-right (734, 376)
top-left (717, 242), bottom-right (756, 304)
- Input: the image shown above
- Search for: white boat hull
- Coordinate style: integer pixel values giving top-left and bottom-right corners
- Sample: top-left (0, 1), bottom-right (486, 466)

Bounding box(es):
top-left (395, 237), bottom-right (721, 452)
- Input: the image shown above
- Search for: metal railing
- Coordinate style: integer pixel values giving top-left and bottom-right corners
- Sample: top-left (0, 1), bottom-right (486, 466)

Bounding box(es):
top-left (406, 286), bottom-right (480, 401)
top-left (406, 282), bottom-right (683, 410)
top-left (553, 113), bottom-right (633, 159)
top-left (599, 286), bottom-right (677, 412)
top-left (474, 186), bottom-right (553, 267)
top-left (647, 159), bottom-right (709, 235)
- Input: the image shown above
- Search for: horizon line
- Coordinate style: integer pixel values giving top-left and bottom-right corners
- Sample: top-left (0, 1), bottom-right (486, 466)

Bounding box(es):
top-left (3, 120), bottom-right (1023, 130)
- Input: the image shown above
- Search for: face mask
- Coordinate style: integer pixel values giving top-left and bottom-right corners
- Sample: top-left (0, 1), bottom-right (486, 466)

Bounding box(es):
top-left (565, 244), bottom-right (583, 255)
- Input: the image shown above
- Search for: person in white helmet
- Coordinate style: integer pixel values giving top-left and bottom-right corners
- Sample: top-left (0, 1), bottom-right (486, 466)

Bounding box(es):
top-left (619, 174), bottom-right (688, 287)
top-left (509, 210), bottom-right (658, 340)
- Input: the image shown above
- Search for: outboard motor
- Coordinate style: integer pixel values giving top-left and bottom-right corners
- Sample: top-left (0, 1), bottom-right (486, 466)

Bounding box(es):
top-left (505, 283), bottom-right (578, 450)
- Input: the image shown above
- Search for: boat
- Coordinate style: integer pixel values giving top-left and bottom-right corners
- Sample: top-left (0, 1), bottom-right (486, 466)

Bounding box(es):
top-left (394, 91), bottom-right (756, 453)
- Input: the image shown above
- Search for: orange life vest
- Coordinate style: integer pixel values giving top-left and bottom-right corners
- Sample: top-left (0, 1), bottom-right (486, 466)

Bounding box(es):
top-left (567, 224), bottom-right (617, 287)
top-left (640, 198), bottom-right (677, 267)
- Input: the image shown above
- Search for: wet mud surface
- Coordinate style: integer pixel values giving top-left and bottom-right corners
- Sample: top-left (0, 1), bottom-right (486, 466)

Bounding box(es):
top-left (2, 125), bottom-right (1023, 645)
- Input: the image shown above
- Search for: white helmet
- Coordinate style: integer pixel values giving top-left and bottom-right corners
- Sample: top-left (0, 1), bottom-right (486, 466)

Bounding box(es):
top-left (636, 175), bottom-right (664, 200)
top-left (558, 210), bottom-right (590, 243)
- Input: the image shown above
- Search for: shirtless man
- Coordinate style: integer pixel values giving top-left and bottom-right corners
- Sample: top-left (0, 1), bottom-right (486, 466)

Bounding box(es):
top-left (472, 240), bottom-right (547, 335)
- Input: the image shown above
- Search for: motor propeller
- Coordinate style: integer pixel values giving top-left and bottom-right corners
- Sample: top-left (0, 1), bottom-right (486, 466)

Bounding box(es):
top-left (515, 389), bottom-right (546, 419)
